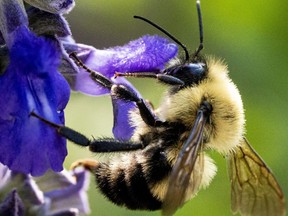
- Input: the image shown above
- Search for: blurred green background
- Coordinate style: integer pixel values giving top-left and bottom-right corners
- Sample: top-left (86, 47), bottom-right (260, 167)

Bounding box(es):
top-left (63, 0), bottom-right (288, 215)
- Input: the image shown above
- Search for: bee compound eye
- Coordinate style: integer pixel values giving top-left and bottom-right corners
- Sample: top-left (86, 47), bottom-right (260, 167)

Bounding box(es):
top-left (186, 63), bottom-right (206, 76)
top-left (164, 62), bottom-right (207, 86)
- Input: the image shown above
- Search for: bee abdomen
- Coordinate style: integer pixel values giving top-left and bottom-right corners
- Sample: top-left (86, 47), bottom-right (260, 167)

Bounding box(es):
top-left (94, 147), bottom-right (172, 210)
top-left (95, 162), bottom-right (161, 210)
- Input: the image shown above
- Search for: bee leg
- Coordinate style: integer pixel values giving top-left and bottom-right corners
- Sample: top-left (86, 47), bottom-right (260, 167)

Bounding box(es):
top-left (30, 112), bottom-right (146, 151)
top-left (111, 84), bottom-right (166, 127)
top-left (115, 72), bottom-right (184, 86)
top-left (88, 138), bottom-right (146, 152)
top-left (69, 53), bottom-right (165, 127)
top-left (70, 52), bottom-right (113, 89)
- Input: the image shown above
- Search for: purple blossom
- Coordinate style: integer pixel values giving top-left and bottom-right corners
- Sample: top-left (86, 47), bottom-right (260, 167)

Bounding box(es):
top-left (0, 0), bottom-right (71, 176)
top-left (0, 163), bottom-right (90, 216)
top-left (63, 35), bottom-right (178, 140)
top-left (0, 0), bottom-right (178, 176)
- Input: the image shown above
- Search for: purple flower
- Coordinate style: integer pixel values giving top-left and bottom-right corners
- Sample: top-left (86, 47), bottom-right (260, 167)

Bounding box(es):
top-left (0, 163), bottom-right (90, 216)
top-left (63, 35), bottom-right (178, 140)
top-left (0, 0), bottom-right (178, 176)
top-left (0, 0), bottom-right (71, 176)
top-left (35, 167), bottom-right (91, 215)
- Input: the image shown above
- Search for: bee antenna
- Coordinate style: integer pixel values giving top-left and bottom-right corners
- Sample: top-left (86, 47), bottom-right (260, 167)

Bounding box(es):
top-left (193, 0), bottom-right (204, 58)
top-left (134, 15), bottom-right (190, 62)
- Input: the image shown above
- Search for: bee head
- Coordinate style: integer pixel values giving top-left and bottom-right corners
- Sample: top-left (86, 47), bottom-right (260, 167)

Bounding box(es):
top-left (135, 1), bottom-right (206, 88)
top-left (166, 0), bottom-right (207, 87)
top-left (163, 61), bottom-right (207, 87)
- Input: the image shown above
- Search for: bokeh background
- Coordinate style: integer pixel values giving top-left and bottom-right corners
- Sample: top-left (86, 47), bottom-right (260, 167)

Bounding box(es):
top-left (63, 0), bottom-right (288, 215)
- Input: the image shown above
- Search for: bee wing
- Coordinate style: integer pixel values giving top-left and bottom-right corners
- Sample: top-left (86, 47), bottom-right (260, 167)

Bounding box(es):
top-left (162, 109), bottom-right (208, 216)
top-left (227, 137), bottom-right (286, 216)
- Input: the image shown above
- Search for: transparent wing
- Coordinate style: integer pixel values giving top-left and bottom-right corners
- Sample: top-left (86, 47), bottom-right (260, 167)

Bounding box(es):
top-left (227, 137), bottom-right (286, 216)
top-left (162, 109), bottom-right (207, 216)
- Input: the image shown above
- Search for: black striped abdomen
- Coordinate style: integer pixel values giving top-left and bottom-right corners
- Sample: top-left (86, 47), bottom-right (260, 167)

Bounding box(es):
top-left (94, 146), bottom-right (172, 210)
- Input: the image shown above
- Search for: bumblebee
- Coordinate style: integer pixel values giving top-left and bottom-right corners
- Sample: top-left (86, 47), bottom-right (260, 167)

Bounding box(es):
top-left (32, 1), bottom-right (285, 215)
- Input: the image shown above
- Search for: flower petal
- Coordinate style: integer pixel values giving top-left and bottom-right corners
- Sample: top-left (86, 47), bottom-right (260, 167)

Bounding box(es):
top-left (0, 163), bottom-right (11, 189)
top-left (36, 168), bottom-right (90, 215)
top-left (62, 42), bottom-right (114, 95)
top-left (0, 163), bottom-right (45, 213)
top-left (27, 6), bottom-right (71, 37)
top-left (0, 190), bottom-right (24, 216)
top-left (112, 98), bottom-right (136, 140)
top-left (111, 77), bottom-right (143, 140)
top-left (24, 0), bottom-right (75, 14)
top-left (62, 35), bottom-right (178, 95)
top-left (84, 35), bottom-right (178, 77)
top-left (0, 0), bottom-right (28, 47)
top-left (0, 165), bottom-right (90, 215)
top-left (0, 26), bottom-right (70, 176)
top-left (106, 34), bottom-right (178, 74)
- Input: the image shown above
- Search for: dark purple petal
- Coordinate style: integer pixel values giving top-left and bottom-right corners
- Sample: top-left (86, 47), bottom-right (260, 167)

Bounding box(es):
top-left (24, 0), bottom-right (75, 14)
top-left (27, 7), bottom-right (71, 37)
top-left (0, 32), bottom-right (4, 44)
top-left (0, 46), bottom-right (9, 74)
top-left (0, 190), bottom-right (24, 216)
top-left (0, 26), bottom-right (70, 176)
top-left (0, 0), bottom-right (28, 47)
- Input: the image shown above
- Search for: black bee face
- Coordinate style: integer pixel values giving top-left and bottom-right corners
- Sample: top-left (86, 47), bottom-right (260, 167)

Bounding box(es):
top-left (164, 61), bottom-right (207, 87)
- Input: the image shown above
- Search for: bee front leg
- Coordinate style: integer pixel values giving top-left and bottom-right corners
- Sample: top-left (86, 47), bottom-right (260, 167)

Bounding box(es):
top-left (111, 84), bottom-right (166, 127)
top-left (70, 52), bottom-right (113, 89)
top-left (70, 53), bottom-right (165, 127)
